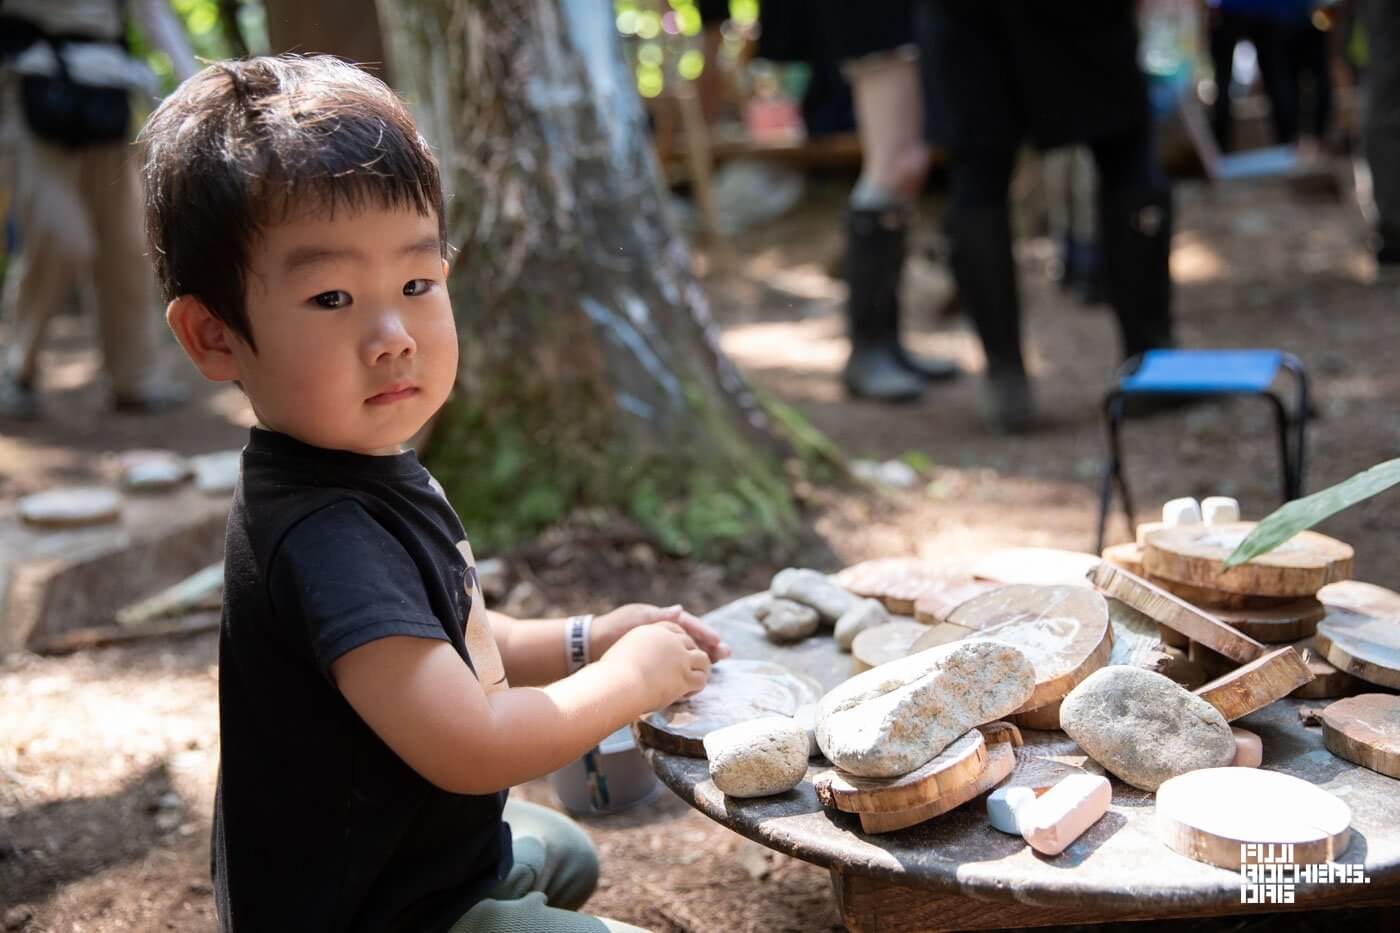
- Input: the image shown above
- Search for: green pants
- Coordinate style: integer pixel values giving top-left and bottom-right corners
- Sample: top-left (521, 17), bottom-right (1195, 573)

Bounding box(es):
top-left (446, 800), bottom-right (648, 933)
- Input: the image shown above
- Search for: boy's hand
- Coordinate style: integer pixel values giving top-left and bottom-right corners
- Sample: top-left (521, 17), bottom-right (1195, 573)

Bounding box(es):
top-left (590, 603), bottom-right (731, 664)
top-left (601, 621), bottom-right (713, 711)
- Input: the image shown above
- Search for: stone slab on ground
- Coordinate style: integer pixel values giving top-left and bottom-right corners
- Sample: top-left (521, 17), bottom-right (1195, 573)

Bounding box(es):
top-left (0, 485), bottom-right (230, 656)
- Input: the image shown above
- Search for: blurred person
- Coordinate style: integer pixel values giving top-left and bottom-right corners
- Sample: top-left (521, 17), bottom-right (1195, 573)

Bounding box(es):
top-left (917, 0), bottom-right (1176, 432)
top-left (759, 1), bottom-right (959, 402)
top-left (1356, 0), bottom-right (1400, 269)
top-left (0, 0), bottom-right (197, 420)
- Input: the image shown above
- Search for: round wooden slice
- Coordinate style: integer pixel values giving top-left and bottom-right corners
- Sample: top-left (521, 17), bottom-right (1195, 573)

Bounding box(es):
top-left (912, 577), bottom-right (1004, 624)
top-left (1318, 580), bottom-right (1400, 618)
top-left (1155, 767), bottom-right (1352, 870)
top-left (907, 620), bottom-right (976, 654)
top-left (17, 487), bottom-right (122, 528)
top-left (1210, 599), bottom-right (1325, 643)
top-left (635, 659), bottom-right (820, 757)
top-left (835, 558), bottom-right (949, 615)
top-left (851, 620), bottom-right (930, 674)
top-left (1100, 542), bottom-right (1145, 576)
top-left (1313, 605), bottom-right (1400, 690)
top-left (1289, 637), bottom-right (1368, 700)
top-left (1319, 694), bottom-right (1400, 780)
top-left (191, 451), bottom-right (242, 494)
top-left (944, 584), bottom-right (1112, 714)
top-left (1005, 746), bottom-right (1087, 793)
top-left (1142, 522), bottom-right (1353, 598)
top-left (857, 741), bottom-right (1017, 835)
top-left (118, 449), bottom-right (191, 491)
top-left (969, 548), bottom-right (1101, 589)
top-left (812, 728), bottom-right (987, 814)
top-left (1146, 574), bottom-right (1294, 611)
top-left (1192, 646), bottom-right (1315, 722)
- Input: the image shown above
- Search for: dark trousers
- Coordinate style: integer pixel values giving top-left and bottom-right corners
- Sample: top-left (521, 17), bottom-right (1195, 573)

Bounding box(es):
top-left (1362, 0), bottom-right (1400, 259)
top-left (947, 122), bottom-right (1173, 375)
top-left (1209, 10), bottom-right (1295, 150)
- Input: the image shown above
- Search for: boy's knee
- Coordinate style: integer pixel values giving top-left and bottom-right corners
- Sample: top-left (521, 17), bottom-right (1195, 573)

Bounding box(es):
top-left (546, 816), bottom-right (599, 911)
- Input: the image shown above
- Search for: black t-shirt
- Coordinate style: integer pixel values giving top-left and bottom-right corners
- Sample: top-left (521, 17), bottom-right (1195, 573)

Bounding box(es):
top-left (212, 428), bottom-right (511, 933)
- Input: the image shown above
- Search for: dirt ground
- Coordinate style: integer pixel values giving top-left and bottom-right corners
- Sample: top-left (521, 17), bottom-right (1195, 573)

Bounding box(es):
top-left (2, 170), bottom-right (1398, 932)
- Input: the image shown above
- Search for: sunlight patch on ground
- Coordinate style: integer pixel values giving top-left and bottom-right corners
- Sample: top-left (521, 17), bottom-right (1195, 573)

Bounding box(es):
top-left (720, 316), bottom-right (847, 373)
top-left (1171, 234), bottom-right (1227, 284)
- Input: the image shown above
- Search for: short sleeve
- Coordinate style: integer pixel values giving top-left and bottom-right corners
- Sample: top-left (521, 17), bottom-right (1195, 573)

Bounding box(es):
top-left (269, 500), bottom-right (449, 680)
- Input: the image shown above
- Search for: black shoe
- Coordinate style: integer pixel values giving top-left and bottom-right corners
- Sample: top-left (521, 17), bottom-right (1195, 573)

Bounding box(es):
top-left (844, 345), bottom-right (925, 403)
top-left (0, 377), bottom-right (39, 420)
top-left (983, 367), bottom-right (1034, 434)
top-left (113, 383), bottom-right (189, 414)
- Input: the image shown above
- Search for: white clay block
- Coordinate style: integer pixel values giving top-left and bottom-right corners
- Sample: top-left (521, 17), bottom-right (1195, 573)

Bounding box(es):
top-left (1231, 726), bottom-right (1262, 768)
top-left (1162, 497), bottom-right (1203, 527)
top-left (987, 785), bottom-right (1038, 835)
top-left (1019, 774), bottom-right (1112, 856)
top-left (1202, 496), bottom-right (1241, 526)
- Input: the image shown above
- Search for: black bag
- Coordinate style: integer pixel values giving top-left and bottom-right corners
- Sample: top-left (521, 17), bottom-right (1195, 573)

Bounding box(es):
top-left (18, 38), bottom-right (132, 148)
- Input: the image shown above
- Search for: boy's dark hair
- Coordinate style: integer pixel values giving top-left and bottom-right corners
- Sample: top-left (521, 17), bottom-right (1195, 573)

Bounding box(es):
top-left (139, 55), bottom-right (446, 350)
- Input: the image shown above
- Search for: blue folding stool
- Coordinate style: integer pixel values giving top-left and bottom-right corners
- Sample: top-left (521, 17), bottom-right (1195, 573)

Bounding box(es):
top-left (1096, 349), bottom-right (1309, 552)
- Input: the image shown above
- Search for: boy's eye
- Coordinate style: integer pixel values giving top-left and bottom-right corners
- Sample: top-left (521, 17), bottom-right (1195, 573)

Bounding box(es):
top-left (404, 279), bottom-right (434, 297)
top-left (310, 290), bottom-right (351, 309)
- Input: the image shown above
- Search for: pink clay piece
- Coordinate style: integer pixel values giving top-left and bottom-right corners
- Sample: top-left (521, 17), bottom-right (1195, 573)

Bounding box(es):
top-left (1019, 774), bottom-right (1111, 856)
top-left (1231, 727), bottom-right (1263, 768)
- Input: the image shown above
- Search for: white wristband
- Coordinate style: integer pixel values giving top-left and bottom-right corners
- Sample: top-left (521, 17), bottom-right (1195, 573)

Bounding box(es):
top-left (565, 614), bottom-right (593, 674)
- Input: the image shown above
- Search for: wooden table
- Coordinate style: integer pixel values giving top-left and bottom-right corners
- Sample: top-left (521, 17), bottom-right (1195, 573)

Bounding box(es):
top-left (641, 595), bottom-right (1400, 933)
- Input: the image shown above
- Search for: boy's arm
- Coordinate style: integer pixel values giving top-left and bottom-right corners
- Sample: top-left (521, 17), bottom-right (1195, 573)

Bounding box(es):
top-left (489, 605), bottom-right (730, 686)
top-left (330, 623), bottom-right (709, 795)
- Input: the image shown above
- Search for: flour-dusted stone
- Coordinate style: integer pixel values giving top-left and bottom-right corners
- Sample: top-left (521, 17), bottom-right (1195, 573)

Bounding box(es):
top-left (770, 568), bottom-right (860, 625)
top-left (703, 716), bottom-right (810, 798)
top-left (793, 703), bottom-right (820, 757)
top-left (815, 640), bottom-right (1035, 778)
top-left (754, 597), bottom-right (821, 644)
top-left (833, 598), bottom-right (891, 652)
top-left (1060, 666), bottom-right (1235, 791)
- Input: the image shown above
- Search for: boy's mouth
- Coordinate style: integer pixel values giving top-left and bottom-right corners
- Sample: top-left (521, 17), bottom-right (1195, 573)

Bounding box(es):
top-left (366, 382), bottom-right (419, 405)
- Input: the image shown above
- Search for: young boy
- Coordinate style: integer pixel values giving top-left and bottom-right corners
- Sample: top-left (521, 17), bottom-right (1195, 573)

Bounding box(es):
top-left (139, 55), bottom-right (728, 933)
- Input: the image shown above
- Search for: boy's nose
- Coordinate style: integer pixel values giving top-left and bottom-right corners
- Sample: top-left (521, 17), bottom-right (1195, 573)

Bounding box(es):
top-left (366, 314), bottom-right (416, 366)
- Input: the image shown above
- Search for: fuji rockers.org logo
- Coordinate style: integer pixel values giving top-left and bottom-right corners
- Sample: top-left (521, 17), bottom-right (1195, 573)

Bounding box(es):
top-left (1239, 844), bottom-right (1371, 903)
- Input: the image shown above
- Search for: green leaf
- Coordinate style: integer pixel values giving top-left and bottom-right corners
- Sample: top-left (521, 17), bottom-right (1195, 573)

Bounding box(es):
top-left (1223, 458), bottom-right (1400, 568)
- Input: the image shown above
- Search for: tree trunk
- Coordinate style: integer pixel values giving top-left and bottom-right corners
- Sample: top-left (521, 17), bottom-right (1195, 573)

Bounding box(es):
top-left (263, 0), bottom-right (392, 80)
top-left (379, 1), bottom-right (796, 557)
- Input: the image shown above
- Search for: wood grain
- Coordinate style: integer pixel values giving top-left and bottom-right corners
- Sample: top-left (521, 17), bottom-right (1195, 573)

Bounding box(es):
top-left (1149, 574), bottom-right (1303, 611)
top-left (1320, 693), bottom-right (1400, 780)
top-left (1289, 637), bottom-right (1369, 700)
top-left (1193, 646), bottom-right (1315, 722)
top-left (635, 659), bottom-right (819, 757)
top-left (1210, 599), bottom-right (1325, 643)
top-left (1155, 767), bottom-right (1352, 870)
top-left (1313, 605), bottom-right (1400, 690)
top-left (1088, 563), bottom-right (1266, 664)
top-left (1143, 522), bottom-right (1353, 598)
top-left (943, 584), bottom-right (1112, 713)
top-left (858, 742), bottom-right (1016, 834)
top-left (851, 621), bottom-right (931, 675)
top-left (836, 557), bottom-right (952, 615)
top-left (912, 577), bottom-right (1004, 624)
top-left (812, 729), bottom-right (987, 814)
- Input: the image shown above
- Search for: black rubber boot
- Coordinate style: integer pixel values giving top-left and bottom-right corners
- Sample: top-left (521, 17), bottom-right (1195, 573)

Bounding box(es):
top-left (947, 202), bottom-right (1034, 432)
top-left (843, 206), bottom-right (956, 402)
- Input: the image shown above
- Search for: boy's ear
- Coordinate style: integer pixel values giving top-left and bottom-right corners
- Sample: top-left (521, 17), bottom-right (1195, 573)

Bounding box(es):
top-left (166, 296), bottom-right (243, 383)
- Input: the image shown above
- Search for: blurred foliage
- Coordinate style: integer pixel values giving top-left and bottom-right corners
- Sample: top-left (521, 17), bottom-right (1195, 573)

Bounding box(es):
top-left (615, 0), bottom-right (757, 99)
top-left (130, 0), bottom-right (269, 95)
